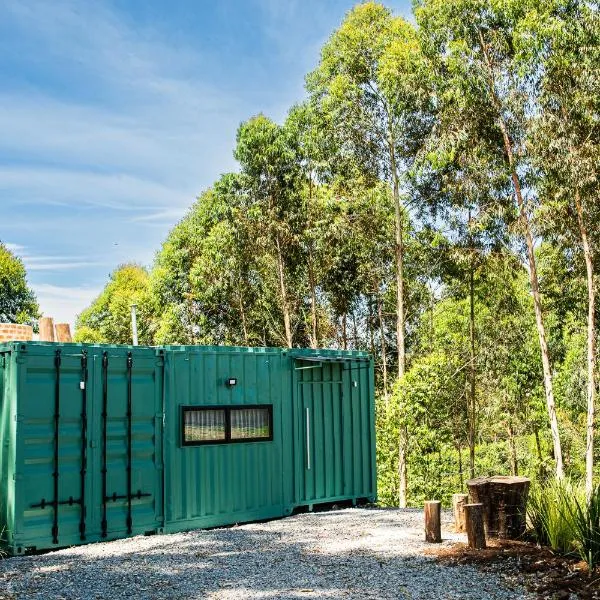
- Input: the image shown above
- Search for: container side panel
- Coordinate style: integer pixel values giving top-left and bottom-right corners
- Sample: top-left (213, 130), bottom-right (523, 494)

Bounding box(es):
top-left (165, 348), bottom-right (286, 529)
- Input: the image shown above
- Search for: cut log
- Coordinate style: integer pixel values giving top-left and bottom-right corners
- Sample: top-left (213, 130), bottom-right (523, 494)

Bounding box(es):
top-left (39, 317), bottom-right (55, 342)
top-left (467, 475), bottom-right (530, 539)
top-left (424, 500), bottom-right (442, 543)
top-left (452, 493), bottom-right (469, 533)
top-left (464, 503), bottom-right (486, 549)
top-left (55, 323), bottom-right (72, 343)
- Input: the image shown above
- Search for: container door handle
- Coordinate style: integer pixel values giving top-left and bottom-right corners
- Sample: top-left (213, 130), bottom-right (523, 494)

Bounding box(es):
top-left (305, 407), bottom-right (311, 471)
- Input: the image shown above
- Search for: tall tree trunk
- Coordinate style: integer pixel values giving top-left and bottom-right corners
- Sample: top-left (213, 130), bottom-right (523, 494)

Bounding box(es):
top-left (378, 296), bottom-right (388, 399)
top-left (534, 428), bottom-right (544, 478)
top-left (507, 421), bottom-right (518, 476)
top-left (478, 30), bottom-right (564, 479)
top-left (575, 191), bottom-right (596, 500)
top-left (352, 311), bottom-right (359, 350)
top-left (399, 426), bottom-right (408, 508)
top-left (308, 252), bottom-right (318, 349)
top-left (389, 133), bottom-right (405, 378)
top-left (341, 313), bottom-right (348, 350)
top-left (275, 235), bottom-right (293, 348)
top-left (458, 444), bottom-right (464, 490)
top-left (238, 286), bottom-right (249, 346)
top-left (368, 298), bottom-right (376, 357)
top-left (468, 228), bottom-right (477, 480)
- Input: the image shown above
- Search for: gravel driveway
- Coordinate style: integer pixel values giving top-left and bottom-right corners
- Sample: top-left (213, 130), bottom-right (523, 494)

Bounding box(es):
top-left (0, 508), bottom-right (533, 599)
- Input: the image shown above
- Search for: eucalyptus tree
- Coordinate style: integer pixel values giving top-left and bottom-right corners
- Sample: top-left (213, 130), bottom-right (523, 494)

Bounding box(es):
top-left (529, 1), bottom-right (600, 496)
top-left (234, 114), bottom-right (305, 348)
top-left (0, 242), bottom-right (39, 325)
top-left (416, 0), bottom-right (565, 478)
top-left (306, 2), bottom-right (432, 377)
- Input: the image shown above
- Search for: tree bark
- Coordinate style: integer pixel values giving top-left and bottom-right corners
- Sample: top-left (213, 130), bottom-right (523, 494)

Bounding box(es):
top-left (458, 444), bottom-right (464, 490)
top-left (575, 190), bottom-right (596, 500)
top-left (468, 238), bottom-right (476, 480)
top-left (237, 286), bottom-right (249, 346)
top-left (389, 131), bottom-right (405, 378)
top-left (453, 493), bottom-right (469, 533)
top-left (464, 503), bottom-right (486, 549)
top-left (467, 476), bottom-right (530, 539)
top-left (424, 500), bottom-right (442, 543)
top-left (378, 296), bottom-right (388, 398)
top-left (478, 29), bottom-right (563, 479)
top-left (399, 426), bottom-right (408, 508)
top-left (341, 313), bottom-right (348, 350)
top-left (507, 421), bottom-right (518, 476)
top-left (308, 253), bottom-right (318, 349)
top-left (275, 235), bottom-right (293, 348)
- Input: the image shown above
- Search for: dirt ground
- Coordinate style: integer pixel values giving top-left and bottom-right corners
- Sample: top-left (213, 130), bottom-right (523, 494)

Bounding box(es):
top-left (430, 538), bottom-right (600, 600)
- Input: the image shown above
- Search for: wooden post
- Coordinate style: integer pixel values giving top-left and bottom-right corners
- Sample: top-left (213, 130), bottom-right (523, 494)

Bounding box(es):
top-left (39, 317), bottom-right (55, 342)
top-left (452, 493), bottom-right (469, 532)
top-left (464, 503), bottom-right (486, 549)
top-left (55, 323), bottom-right (72, 343)
top-left (424, 500), bottom-right (442, 543)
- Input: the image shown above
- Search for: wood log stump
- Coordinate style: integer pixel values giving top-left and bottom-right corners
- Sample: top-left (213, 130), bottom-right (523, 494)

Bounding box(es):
top-left (424, 500), bottom-right (441, 543)
top-left (467, 475), bottom-right (530, 539)
top-left (55, 323), bottom-right (72, 343)
top-left (452, 493), bottom-right (469, 532)
top-left (464, 503), bottom-right (486, 549)
top-left (39, 317), bottom-right (55, 342)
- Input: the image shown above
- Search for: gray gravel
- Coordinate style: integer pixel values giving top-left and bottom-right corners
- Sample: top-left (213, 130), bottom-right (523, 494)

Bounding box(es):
top-left (0, 508), bottom-right (533, 599)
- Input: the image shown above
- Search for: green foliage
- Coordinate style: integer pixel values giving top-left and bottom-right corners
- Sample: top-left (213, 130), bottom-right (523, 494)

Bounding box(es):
top-left (528, 479), bottom-right (581, 554)
top-left (74, 264), bottom-right (152, 344)
top-left (0, 242), bottom-right (39, 326)
top-left (567, 485), bottom-right (600, 571)
top-left (528, 479), bottom-right (600, 571)
top-left (75, 0), bottom-right (599, 533)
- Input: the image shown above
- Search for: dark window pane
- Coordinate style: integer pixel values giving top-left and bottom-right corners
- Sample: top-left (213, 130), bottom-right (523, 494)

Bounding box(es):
top-left (183, 408), bottom-right (225, 443)
top-left (230, 407), bottom-right (271, 440)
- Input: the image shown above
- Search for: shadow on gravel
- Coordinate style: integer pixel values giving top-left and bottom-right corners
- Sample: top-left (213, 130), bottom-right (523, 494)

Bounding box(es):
top-left (0, 510), bottom-right (523, 600)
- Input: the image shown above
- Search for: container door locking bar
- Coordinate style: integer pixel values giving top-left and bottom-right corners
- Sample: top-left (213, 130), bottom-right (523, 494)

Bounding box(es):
top-left (79, 350), bottom-right (88, 540)
top-left (101, 352), bottom-right (108, 538)
top-left (126, 351), bottom-right (133, 534)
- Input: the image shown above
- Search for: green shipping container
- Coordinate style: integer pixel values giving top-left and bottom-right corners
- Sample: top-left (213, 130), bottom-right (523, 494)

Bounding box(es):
top-left (0, 342), bottom-right (375, 555)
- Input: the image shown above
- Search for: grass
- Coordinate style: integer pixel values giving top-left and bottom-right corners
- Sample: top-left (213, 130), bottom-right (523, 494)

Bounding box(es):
top-left (528, 478), bottom-right (600, 572)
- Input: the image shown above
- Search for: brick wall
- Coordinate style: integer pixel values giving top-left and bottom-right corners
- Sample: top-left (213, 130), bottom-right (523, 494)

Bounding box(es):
top-left (0, 323), bottom-right (33, 342)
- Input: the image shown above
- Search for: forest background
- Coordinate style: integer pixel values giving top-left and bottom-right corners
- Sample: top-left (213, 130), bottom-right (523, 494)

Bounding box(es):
top-left (3, 0), bottom-right (598, 508)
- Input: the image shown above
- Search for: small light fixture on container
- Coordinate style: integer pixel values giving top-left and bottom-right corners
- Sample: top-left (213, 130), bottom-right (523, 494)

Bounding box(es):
top-left (226, 377), bottom-right (238, 387)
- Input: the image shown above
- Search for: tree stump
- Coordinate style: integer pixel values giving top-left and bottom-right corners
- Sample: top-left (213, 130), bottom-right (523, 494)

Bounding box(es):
top-left (55, 323), bottom-right (72, 343)
top-left (452, 493), bottom-right (469, 532)
top-left (424, 500), bottom-right (442, 543)
top-left (467, 476), bottom-right (530, 539)
top-left (464, 503), bottom-right (486, 549)
top-left (39, 317), bottom-right (55, 342)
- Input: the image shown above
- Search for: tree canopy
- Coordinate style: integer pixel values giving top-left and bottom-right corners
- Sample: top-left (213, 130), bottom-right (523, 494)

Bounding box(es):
top-left (75, 0), bottom-right (600, 505)
top-left (0, 242), bottom-right (39, 326)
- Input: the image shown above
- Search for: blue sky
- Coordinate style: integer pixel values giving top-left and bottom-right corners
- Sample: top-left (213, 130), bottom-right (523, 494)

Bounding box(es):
top-left (1, 0), bottom-right (411, 327)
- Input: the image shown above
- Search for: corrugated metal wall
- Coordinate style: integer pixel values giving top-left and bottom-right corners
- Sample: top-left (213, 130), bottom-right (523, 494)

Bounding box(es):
top-left (1, 344), bottom-right (164, 554)
top-left (163, 347), bottom-right (293, 530)
top-left (0, 342), bottom-right (375, 554)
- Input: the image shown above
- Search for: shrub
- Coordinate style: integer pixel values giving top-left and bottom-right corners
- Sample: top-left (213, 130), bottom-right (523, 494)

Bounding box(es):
top-left (565, 485), bottom-right (600, 572)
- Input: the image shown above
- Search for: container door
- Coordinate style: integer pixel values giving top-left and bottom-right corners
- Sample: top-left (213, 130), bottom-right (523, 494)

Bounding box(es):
top-left (298, 361), bottom-right (345, 504)
top-left (88, 350), bottom-right (163, 540)
top-left (20, 349), bottom-right (92, 547)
